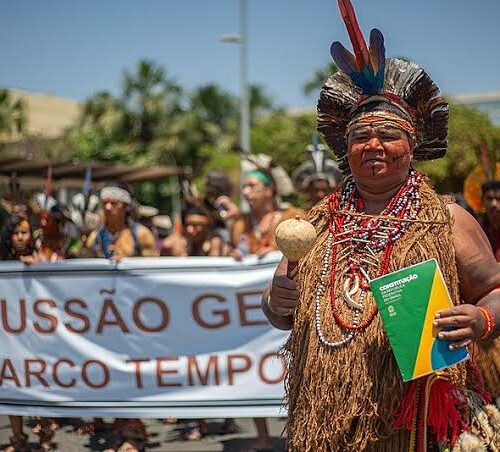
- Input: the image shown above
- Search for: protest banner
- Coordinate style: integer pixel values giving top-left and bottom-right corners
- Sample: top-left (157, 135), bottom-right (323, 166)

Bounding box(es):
top-left (0, 252), bottom-right (288, 418)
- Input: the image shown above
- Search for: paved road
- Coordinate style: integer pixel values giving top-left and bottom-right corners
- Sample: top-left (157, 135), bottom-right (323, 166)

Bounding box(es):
top-left (0, 416), bottom-right (287, 451)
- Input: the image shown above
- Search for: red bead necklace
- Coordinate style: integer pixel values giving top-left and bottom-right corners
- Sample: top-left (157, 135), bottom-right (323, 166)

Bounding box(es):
top-left (326, 169), bottom-right (423, 332)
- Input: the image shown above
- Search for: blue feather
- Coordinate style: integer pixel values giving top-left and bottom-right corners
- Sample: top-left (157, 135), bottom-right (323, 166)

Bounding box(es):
top-left (369, 29), bottom-right (385, 92)
top-left (330, 41), bottom-right (358, 77)
top-left (331, 32), bottom-right (386, 94)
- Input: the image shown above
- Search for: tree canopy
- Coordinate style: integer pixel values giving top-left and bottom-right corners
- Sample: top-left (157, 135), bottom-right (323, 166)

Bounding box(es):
top-left (31, 58), bottom-right (498, 207)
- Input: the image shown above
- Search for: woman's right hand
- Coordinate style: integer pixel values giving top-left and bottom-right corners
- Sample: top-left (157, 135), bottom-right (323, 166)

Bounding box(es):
top-left (268, 273), bottom-right (300, 317)
top-left (20, 251), bottom-right (48, 265)
top-left (215, 195), bottom-right (240, 220)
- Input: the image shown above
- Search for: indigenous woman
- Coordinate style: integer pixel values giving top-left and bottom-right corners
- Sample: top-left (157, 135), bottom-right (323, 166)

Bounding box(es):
top-left (263, 2), bottom-right (500, 450)
top-left (0, 215), bottom-right (57, 452)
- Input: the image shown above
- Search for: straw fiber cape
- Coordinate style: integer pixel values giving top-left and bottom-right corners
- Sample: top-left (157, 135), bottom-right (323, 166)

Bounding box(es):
top-left (284, 181), bottom-right (500, 451)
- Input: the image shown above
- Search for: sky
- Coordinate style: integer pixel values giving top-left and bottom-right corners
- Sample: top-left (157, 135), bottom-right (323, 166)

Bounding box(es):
top-left (1, 0), bottom-right (499, 108)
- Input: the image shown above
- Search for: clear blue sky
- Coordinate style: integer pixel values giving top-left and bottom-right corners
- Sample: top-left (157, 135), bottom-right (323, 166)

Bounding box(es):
top-left (1, 0), bottom-right (499, 108)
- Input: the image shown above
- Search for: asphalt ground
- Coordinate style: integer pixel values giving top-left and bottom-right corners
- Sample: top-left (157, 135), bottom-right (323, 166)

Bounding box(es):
top-left (0, 416), bottom-right (287, 452)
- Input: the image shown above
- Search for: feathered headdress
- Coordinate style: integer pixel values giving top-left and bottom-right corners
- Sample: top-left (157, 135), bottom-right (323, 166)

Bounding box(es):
top-left (293, 134), bottom-right (343, 192)
top-left (318, 0), bottom-right (449, 175)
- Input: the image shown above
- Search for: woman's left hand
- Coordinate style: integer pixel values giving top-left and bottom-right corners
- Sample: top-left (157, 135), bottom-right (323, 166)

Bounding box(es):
top-left (433, 304), bottom-right (486, 349)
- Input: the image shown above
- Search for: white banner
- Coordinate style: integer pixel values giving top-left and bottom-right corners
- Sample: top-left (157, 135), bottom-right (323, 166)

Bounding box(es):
top-left (0, 252), bottom-right (288, 418)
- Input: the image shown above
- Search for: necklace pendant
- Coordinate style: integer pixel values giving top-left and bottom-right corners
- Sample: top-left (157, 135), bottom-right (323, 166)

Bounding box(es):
top-left (343, 276), bottom-right (362, 309)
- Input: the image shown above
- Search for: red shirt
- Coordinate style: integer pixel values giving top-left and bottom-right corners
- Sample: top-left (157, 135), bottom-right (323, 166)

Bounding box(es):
top-left (482, 218), bottom-right (500, 262)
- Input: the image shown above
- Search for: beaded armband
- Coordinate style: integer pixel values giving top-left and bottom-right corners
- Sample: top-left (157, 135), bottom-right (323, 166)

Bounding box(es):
top-left (478, 306), bottom-right (495, 340)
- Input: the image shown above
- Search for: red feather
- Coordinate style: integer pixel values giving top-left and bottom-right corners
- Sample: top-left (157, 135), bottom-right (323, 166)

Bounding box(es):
top-left (479, 141), bottom-right (494, 180)
top-left (337, 0), bottom-right (371, 71)
top-left (44, 165), bottom-right (52, 198)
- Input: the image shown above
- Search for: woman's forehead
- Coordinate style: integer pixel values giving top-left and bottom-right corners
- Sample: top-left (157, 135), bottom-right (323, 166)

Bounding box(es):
top-left (244, 176), bottom-right (265, 185)
top-left (350, 124), bottom-right (405, 134)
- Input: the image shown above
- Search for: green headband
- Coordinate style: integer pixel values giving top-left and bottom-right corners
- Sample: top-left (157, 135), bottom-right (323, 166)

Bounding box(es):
top-left (245, 170), bottom-right (273, 186)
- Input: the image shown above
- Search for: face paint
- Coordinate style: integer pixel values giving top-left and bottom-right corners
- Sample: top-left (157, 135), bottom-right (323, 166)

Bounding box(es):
top-left (347, 125), bottom-right (413, 187)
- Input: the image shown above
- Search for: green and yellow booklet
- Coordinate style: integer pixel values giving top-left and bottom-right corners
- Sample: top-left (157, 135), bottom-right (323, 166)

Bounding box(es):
top-left (370, 259), bottom-right (469, 382)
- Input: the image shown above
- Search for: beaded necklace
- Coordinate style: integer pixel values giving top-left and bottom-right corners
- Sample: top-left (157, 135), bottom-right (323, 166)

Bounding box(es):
top-left (315, 168), bottom-right (423, 348)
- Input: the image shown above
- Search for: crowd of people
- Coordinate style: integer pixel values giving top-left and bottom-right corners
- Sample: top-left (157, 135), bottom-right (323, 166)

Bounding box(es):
top-left (0, 147), bottom-right (344, 452)
top-left (0, 135), bottom-right (498, 452)
top-left (3, 1), bottom-right (500, 451)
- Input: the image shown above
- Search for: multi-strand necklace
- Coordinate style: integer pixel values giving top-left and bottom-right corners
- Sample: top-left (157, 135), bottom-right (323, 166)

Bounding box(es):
top-left (315, 168), bottom-right (423, 348)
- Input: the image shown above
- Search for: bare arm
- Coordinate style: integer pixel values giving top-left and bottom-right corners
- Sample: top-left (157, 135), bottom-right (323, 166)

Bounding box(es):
top-left (434, 203), bottom-right (500, 344)
top-left (449, 203), bottom-right (500, 304)
top-left (161, 233), bottom-right (188, 257)
top-left (208, 235), bottom-right (226, 257)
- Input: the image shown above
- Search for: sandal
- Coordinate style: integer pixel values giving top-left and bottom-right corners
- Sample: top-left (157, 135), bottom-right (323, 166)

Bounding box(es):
top-left (113, 419), bottom-right (147, 452)
top-left (76, 418), bottom-right (107, 435)
top-left (33, 419), bottom-right (57, 451)
top-left (183, 421), bottom-right (207, 441)
top-left (5, 432), bottom-right (29, 452)
top-left (161, 417), bottom-right (177, 424)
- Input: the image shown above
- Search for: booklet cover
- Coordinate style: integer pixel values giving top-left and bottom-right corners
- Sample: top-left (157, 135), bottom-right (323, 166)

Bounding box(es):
top-left (370, 259), bottom-right (469, 382)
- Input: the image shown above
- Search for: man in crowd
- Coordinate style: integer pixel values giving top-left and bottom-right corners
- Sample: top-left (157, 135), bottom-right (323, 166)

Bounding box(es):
top-left (293, 142), bottom-right (343, 208)
top-left (25, 195), bottom-right (78, 262)
top-left (161, 205), bottom-right (227, 257)
top-left (481, 179), bottom-right (500, 261)
top-left (84, 182), bottom-right (156, 452)
top-left (231, 160), bottom-right (302, 260)
top-left (230, 157), bottom-right (301, 451)
top-left (86, 182), bottom-right (156, 259)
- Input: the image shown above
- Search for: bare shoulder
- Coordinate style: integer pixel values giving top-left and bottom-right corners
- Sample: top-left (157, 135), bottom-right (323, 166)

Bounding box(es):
top-left (280, 206), bottom-right (306, 221)
top-left (446, 202), bottom-right (500, 302)
top-left (446, 202), bottom-right (479, 229)
top-left (136, 224), bottom-right (157, 256)
top-left (446, 203), bottom-right (492, 251)
top-left (136, 224), bottom-right (155, 241)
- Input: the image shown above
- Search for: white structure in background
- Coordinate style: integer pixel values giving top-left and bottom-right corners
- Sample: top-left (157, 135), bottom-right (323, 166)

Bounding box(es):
top-left (453, 91), bottom-right (500, 125)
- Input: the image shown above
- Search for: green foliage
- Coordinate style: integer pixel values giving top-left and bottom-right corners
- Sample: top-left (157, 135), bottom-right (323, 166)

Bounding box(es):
top-left (55, 58), bottom-right (500, 210)
top-left (251, 112), bottom-right (317, 176)
top-left (303, 62), bottom-right (339, 96)
top-left (415, 102), bottom-right (500, 193)
top-left (67, 60), bottom-right (277, 181)
top-left (0, 89), bottom-right (25, 140)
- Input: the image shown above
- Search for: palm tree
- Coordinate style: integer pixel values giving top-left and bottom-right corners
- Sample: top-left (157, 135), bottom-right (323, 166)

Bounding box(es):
top-left (0, 89), bottom-right (25, 140)
top-left (249, 84), bottom-right (275, 122)
top-left (80, 91), bottom-right (125, 138)
top-left (190, 84), bottom-right (237, 130)
top-left (303, 62), bottom-right (339, 96)
top-left (123, 59), bottom-right (182, 144)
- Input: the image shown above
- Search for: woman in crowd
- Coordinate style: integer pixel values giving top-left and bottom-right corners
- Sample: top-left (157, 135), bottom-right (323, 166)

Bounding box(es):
top-left (1, 214), bottom-right (57, 452)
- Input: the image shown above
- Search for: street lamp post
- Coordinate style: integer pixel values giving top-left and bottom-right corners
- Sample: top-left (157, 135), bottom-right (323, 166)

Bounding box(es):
top-left (220, 0), bottom-right (250, 156)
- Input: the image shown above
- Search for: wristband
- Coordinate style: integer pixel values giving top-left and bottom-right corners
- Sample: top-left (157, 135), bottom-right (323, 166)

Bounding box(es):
top-left (478, 306), bottom-right (495, 340)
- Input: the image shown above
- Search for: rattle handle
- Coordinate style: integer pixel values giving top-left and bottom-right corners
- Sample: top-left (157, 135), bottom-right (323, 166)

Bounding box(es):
top-left (287, 260), bottom-right (299, 280)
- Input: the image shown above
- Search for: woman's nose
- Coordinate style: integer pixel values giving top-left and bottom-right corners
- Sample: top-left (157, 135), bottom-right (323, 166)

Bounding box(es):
top-left (364, 136), bottom-right (384, 150)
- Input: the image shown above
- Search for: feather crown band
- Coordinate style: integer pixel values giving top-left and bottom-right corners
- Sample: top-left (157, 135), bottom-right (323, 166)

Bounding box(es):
top-left (318, 0), bottom-right (448, 175)
top-left (100, 186), bottom-right (132, 204)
